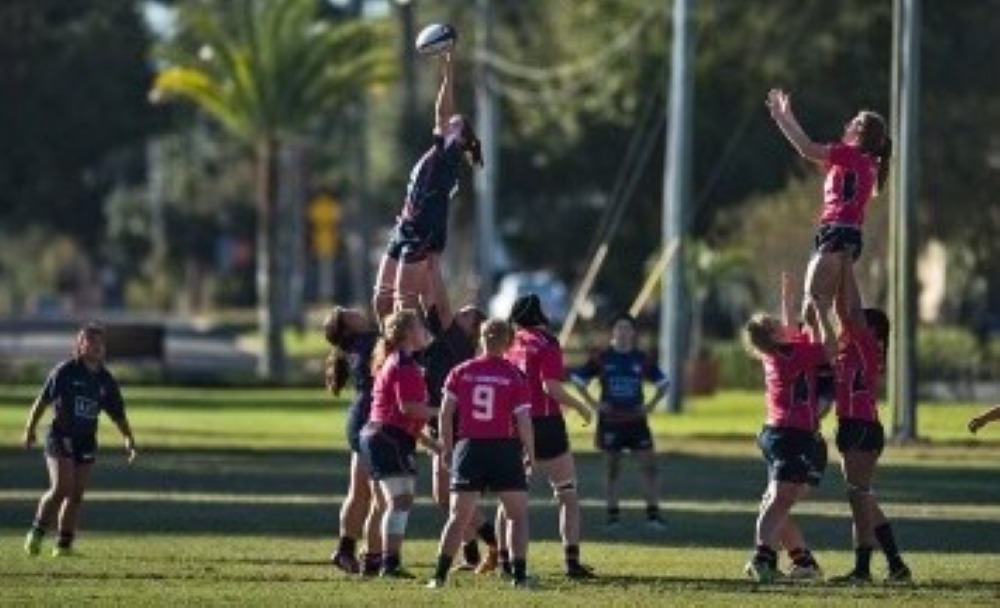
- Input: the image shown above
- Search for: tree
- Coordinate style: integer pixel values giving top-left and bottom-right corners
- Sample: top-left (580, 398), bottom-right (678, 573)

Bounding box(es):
top-left (151, 0), bottom-right (392, 380)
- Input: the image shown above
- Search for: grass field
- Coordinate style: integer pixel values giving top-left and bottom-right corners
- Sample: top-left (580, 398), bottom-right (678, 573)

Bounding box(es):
top-left (2, 387), bottom-right (999, 606)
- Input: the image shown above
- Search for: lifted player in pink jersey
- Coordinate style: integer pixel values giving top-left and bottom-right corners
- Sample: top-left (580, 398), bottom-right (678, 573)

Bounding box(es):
top-left (427, 319), bottom-right (536, 589)
top-left (503, 294), bottom-right (594, 579)
top-left (765, 88), bottom-right (891, 340)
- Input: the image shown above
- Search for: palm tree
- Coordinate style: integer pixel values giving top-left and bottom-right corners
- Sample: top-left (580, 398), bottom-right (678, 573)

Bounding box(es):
top-left (151, 0), bottom-right (392, 380)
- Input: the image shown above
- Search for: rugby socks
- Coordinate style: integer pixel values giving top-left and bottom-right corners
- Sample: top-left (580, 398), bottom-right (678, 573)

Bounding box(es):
top-left (336, 536), bottom-right (357, 557)
top-left (462, 540), bottom-right (481, 565)
top-left (565, 544), bottom-right (581, 570)
top-left (874, 523), bottom-right (906, 570)
top-left (499, 548), bottom-right (512, 575)
top-left (56, 531), bottom-right (74, 549)
top-left (854, 545), bottom-right (874, 576)
top-left (606, 506), bottom-right (620, 525)
top-left (433, 553), bottom-right (454, 582)
top-left (477, 522), bottom-right (498, 548)
top-left (383, 552), bottom-right (401, 572)
top-left (788, 547), bottom-right (818, 568)
top-left (512, 558), bottom-right (528, 582)
top-left (30, 521), bottom-right (47, 537)
top-left (754, 544), bottom-right (778, 568)
top-left (645, 504), bottom-right (661, 522)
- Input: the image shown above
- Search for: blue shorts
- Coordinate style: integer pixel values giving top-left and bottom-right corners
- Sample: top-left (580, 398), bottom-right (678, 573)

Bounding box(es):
top-left (836, 419), bottom-right (885, 455)
top-left (757, 425), bottom-right (826, 487)
top-left (345, 395), bottom-right (371, 454)
top-left (385, 222), bottom-right (446, 264)
top-left (45, 432), bottom-right (97, 465)
top-left (814, 224), bottom-right (863, 260)
top-left (595, 415), bottom-right (654, 452)
top-left (359, 423), bottom-right (417, 481)
top-left (451, 438), bottom-right (527, 493)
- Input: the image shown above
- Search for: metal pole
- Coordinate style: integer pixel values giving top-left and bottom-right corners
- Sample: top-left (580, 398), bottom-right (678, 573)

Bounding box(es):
top-left (474, 0), bottom-right (498, 306)
top-left (660, 0), bottom-right (694, 413)
top-left (890, 0), bottom-right (920, 441)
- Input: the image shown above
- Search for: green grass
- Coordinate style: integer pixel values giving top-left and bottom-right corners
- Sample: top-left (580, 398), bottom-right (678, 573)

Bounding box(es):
top-left (2, 387), bottom-right (1000, 605)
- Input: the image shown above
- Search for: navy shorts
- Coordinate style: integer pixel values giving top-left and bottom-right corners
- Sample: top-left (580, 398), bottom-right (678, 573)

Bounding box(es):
top-left (345, 395), bottom-right (371, 454)
top-left (385, 222), bottom-right (445, 264)
top-left (595, 416), bottom-right (654, 452)
top-left (814, 224), bottom-right (863, 260)
top-left (533, 415), bottom-right (571, 461)
top-left (836, 418), bottom-right (885, 455)
top-left (451, 438), bottom-right (528, 493)
top-left (758, 425), bottom-right (826, 487)
top-left (359, 423), bottom-right (417, 480)
top-left (45, 432), bottom-right (97, 465)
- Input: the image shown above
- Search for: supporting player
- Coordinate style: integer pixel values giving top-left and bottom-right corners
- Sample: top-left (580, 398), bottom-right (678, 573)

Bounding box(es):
top-left (742, 292), bottom-right (837, 583)
top-left (427, 319), bottom-right (536, 590)
top-left (372, 50), bottom-right (483, 321)
top-left (324, 306), bottom-right (385, 575)
top-left (570, 313), bottom-right (669, 530)
top-left (765, 88), bottom-right (891, 337)
top-left (359, 310), bottom-right (437, 578)
top-left (828, 290), bottom-right (912, 584)
top-left (969, 405), bottom-right (1000, 433)
top-left (502, 294), bottom-right (595, 579)
top-left (22, 323), bottom-right (138, 557)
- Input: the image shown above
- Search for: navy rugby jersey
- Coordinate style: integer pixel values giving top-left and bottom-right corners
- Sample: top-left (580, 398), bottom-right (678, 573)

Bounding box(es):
top-left (39, 358), bottom-right (126, 437)
top-left (421, 310), bottom-right (476, 409)
top-left (571, 348), bottom-right (668, 418)
top-left (344, 331), bottom-right (379, 396)
top-left (398, 134), bottom-right (465, 241)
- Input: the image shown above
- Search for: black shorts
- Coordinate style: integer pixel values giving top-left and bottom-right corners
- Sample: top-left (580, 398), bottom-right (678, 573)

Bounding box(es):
top-left (533, 415), bottom-right (571, 461)
top-left (836, 418), bottom-right (885, 455)
top-left (385, 222), bottom-right (445, 264)
top-left (45, 432), bottom-right (97, 465)
top-left (345, 395), bottom-right (371, 454)
top-left (450, 438), bottom-right (528, 493)
top-left (757, 425), bottom-right (826, 487)
top-left (816, 367), bottom-right (835, 413)
top-left (359, 423), bottom-right (417, 481)
top-left (814, 224), bottom-right (863, 260)
top-left (595, 416), bottom-right (654, 452)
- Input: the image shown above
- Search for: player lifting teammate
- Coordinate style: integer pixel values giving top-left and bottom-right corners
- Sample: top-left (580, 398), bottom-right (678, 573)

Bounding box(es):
top-left (503, 294), bottom-right (595, 579)
top-left (22, 323), bottom-right (138, 557)
top-left (359, 310), bottom-right (438, 578)
top-left (324, 307), bottom-right (385, 575)
top-left (742, 283), bottom-right (837, 583)
top-left (766, 88), bottom-right (891, 337)
top-left (372, 49), bottom-right (483, 322)
top-left (427, 319), bottom-right (536, 589)
top-left (571, 313), bottom-right (669, 530)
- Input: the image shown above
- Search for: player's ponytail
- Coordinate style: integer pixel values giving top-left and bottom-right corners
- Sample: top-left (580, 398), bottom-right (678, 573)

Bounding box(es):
top-left (459, 116), bottom-right (484, 168)
top-left (323, 308), bottom-right (350, 396)
top-left (858, 110), bottom-right (891, 194)
top-left (743, 313), bottom-right (781, 359)
top-left (372, 310), bottom-right (419, 372)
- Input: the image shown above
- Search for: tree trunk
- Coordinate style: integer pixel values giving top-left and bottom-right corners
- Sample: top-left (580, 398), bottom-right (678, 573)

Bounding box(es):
top-left (256, 137), bottom-right (286, 381)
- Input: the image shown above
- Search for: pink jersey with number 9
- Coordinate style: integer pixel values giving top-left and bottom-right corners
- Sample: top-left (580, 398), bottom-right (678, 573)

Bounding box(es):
top-left (444, 355), bottom-right (531, 440)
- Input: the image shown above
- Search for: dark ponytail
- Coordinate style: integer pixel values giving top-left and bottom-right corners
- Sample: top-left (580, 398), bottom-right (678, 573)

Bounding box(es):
top-left (322, 307), bottom-right (350, 396)
top-left (457, 115), bottom-right (484, 167)
top-left (858, 110), bottom-right (891, 194)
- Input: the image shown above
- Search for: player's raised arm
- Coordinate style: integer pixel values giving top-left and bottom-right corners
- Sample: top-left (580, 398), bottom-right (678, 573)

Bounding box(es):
top-left (22, 396), bottom-right (49, 449)
top-left (969, 405), bottom-right (1000, 434)
top-left (766, 89), bottom-right (828, 163)
top-left (434, 52), bottom-right (454, 134)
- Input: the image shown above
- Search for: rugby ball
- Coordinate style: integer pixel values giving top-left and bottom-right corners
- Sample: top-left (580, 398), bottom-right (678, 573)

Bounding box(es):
top-left (415, 23), bottom-right (457, 56)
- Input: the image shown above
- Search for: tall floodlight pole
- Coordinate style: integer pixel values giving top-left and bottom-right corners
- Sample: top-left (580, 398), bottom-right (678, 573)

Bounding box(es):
top-left (889, 0), bottom-right (920, 440)
top-left (660, 0), bottom-right (694, 413)
top-left (474, 0), bottom-right (498, 305)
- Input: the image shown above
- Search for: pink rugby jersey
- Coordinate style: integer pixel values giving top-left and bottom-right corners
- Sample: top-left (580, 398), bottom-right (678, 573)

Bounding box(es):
top-left (762, 341), bottom-right (827, 432)
top-left (444, 355), bottom-right (531, 440)
top-left (834, 323), bottom-right (882, 422)
top-left (821, 143), bottom-right (878, 227)
top-left (370, 351), bottom-right (429, 437)
top-left (505, 328), bottom-right (565, 419)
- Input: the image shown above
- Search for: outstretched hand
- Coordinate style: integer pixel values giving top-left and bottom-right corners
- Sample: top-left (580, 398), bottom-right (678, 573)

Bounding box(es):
top-left (969, 417), bottom-right (985, 434)
top-left (766, 88), bottom-right (791, 117)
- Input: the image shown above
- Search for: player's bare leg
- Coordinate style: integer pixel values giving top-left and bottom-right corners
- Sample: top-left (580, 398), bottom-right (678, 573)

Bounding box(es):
top-left (748, 480), bottom-right (807, 581)
top-left (54, 462), bottom-right (91, 554)
top-left (427, 491), bottom-right (477, 587)
top-left (332, 454), bottom-right (372, 573)
top-left (373, 255), bottom-right (399, 322)
top-left (538, 452), bottom-right (593, 578)
top-left (497, 489), bottom-right (531, 586)
top-left (25, 456), bottom-right (73, 555)
top-left (604, 451), bottom-right (621, 527)
top-left (802, 252), bottom-right (843, 338)
top-left (393, 258), bottom-right (431, 314)
top-left (378, 476), bottom-right (416, 577)
top-left (636, 449), bottom-right (665, 529)
top-left (361, 480), bottom-right (385, 576)
top-left (778, 516), bottom-right (822, 580)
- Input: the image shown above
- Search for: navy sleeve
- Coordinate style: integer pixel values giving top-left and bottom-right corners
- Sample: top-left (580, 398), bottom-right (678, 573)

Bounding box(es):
top-left (570, 350), bottom-right (602, 386)
top-left (102, 374), bottom-right (127, 421)
top-left (38, 364), bottom-right (63, 405)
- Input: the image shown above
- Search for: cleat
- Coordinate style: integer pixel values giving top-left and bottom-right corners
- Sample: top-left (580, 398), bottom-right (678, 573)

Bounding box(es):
top-left (380, 565), bottom-right (415, 579)
top-left (512, 576), bottom-right (535, 589)
top-left (475, 548), bottom-right (499, 575)
top-left (51, 546), bottom-right (78, 558)
top-left (886, 564), bottom-right (912, 584)
top-left (425, 578), bottom-right (446, 589)
top-left (565, 562), bottom-right (596, 580)
top-left (786, 563), bottom-right (824, 581)
top-left (744, 558), bottom-right (779, 584)
top-left (360, 553), bottom-right (382, 577)
top-left (330, 551), bottom-right (360, 575)
top-left (24, 530), bottom-right (42, 556)
top-left (645, 517), bottom-right (668, 532)
top-left (829, 570), bottom-right (873, 585)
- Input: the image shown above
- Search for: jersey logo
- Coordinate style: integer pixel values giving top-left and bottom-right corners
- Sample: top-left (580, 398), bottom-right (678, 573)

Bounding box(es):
top-left (74, 396), bottom-right (100, 420)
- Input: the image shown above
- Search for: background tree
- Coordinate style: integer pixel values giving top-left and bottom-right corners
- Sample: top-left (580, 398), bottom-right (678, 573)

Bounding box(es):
top-left (151, 0), bottom-right (393, 380)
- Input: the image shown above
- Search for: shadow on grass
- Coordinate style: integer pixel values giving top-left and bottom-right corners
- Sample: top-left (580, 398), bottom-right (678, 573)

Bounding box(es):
top-left (3, 446), bottom-right (999, 553)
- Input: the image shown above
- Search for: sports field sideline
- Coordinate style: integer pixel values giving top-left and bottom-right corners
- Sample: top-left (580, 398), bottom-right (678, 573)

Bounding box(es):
top-left (2, 388), bottom-right (999, 606)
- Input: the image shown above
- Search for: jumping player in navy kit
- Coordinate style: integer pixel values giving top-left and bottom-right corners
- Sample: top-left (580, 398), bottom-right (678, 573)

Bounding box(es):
top-left (571, 313), bottom-right (668, 530)
top-left (324, 306), bottom-right (385, 575)
top-left (372, 50), bottom-right (483, 322)
top-left (22, 323), bottom-right (137, 557)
